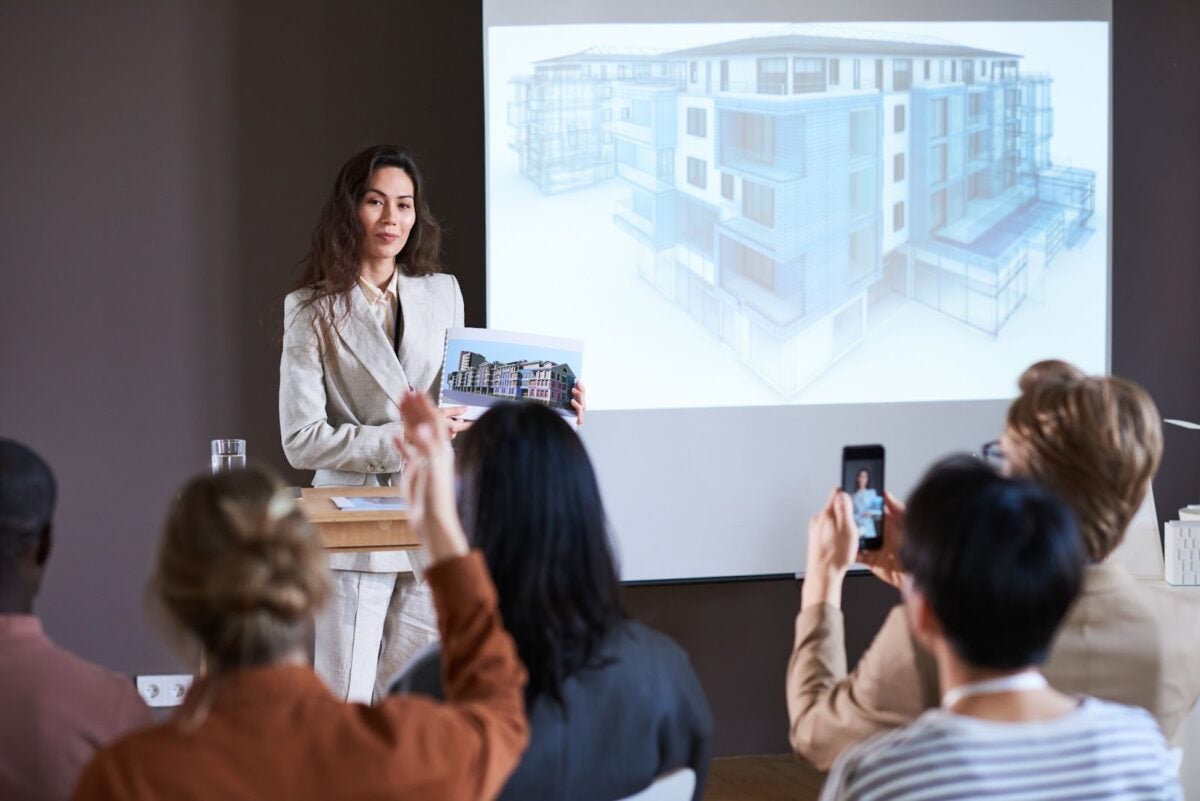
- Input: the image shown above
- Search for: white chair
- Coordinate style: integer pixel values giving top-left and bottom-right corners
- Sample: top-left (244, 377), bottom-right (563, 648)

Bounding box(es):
top-left (616, 768), bottom-right (697, 801)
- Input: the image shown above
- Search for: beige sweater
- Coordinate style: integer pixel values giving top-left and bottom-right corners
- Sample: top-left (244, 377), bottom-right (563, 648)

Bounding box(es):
top-left (787, 562), bottom-right (1200, 771)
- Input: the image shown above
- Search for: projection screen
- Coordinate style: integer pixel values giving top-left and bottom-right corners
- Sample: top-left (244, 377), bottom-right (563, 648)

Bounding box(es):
top-left (482, 0), bottom-right (1111, 581)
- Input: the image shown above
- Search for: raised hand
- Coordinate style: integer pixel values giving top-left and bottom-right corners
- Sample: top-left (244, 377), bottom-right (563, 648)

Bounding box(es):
top-left (395, 391), bottom-right (469, 565)
top-left (859, 491), bottom-right (908, 590)
top-left (801, 488), bottom-right (858, 609)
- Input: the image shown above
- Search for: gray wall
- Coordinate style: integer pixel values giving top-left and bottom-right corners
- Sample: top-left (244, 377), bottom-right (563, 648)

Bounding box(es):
top-left (0, 0), bottom-right (485, 674)
top-left (1, 0), bottom-right (1197, 758)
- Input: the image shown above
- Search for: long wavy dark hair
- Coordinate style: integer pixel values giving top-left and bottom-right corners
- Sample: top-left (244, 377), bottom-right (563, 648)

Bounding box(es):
top-left (292, 145), bottom-right (442, 328)
top-left (456, 402), bottom-right (624, 706)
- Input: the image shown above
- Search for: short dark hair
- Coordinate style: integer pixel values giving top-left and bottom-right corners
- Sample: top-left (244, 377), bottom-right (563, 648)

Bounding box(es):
top-left (901, 456), bottom-right (1085, 670)
top-left (0, 439), bottom-right (56, 562)
top-left (455, 402), bottom-right (623, 705)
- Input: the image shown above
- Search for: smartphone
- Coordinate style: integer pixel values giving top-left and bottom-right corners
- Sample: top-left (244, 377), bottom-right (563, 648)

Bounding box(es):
top-left (842, 445), bottom-right (885, 550)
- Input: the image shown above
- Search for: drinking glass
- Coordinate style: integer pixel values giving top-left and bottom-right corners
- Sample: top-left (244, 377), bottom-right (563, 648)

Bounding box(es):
top-left (211, 439), bottom-right (246, 474)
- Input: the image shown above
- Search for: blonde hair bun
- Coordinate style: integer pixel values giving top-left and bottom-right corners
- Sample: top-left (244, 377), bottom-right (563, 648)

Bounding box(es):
top-left (155, 468), bottom-right (330, 667)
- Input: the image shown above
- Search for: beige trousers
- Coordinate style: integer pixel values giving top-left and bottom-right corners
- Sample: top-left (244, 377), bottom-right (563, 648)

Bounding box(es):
top-left (313, 569), bottom-right (439, 703)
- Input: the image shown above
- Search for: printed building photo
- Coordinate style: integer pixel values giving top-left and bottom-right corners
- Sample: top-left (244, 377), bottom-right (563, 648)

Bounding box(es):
top-left (446, 349), bottom-right (578, 410)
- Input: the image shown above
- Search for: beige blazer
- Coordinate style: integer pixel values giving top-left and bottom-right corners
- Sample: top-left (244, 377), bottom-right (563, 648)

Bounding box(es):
top-left (280, 273), bottom-right (464, 572)
top-left (786, 562), bottom-right (1200, 771)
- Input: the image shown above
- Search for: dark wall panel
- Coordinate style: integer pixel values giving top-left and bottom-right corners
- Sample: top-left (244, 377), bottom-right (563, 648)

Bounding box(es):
top-left (0, 1), bottom-right (239, 672)
top-left (622, 576), bottom-right (900, 756)
top-left (1111, 0), bottom-right (1200, 525)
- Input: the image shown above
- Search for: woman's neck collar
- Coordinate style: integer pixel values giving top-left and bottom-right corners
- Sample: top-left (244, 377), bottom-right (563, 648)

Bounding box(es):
top-left (359, 259), bottom-right (397, 290)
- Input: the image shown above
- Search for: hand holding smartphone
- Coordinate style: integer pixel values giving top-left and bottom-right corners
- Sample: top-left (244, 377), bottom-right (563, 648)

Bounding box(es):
top-left (842, 444), bottom-right (885, 551)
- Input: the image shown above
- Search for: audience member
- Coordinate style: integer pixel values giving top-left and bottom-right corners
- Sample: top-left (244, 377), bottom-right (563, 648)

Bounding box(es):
top-left (788, 360), bottom-right (1200, 769)
top-left (390, 401), bottom-right (713, 801)
top-left (819, 457), bottom-right (1181, 800)
top-left (73, 391), bottom-right (528, 800)
top-left (0, 439), bottom-right (151, 801)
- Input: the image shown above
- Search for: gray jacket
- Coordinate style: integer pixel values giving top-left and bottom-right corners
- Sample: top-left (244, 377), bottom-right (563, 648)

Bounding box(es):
top-left (279, 273), bottom-right (463, 572)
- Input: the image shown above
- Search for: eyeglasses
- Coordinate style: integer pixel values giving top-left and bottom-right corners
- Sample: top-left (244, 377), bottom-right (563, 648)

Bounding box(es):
top-left (979, 439), bottom-right (1005, 469)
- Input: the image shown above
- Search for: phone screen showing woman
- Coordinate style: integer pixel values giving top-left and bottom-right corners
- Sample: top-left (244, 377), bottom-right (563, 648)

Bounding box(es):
top-left (843, 445), bottom-right (885, 550)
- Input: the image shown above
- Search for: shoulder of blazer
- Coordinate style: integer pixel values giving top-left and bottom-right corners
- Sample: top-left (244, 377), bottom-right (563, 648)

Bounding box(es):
top-left (284, 287), bottom-right (316, 318)
top-left (282, 288), bottom-right (350, 344)
top-left (282, 288), bottom-right (320, 340)
top-left (399, 273), bottom-right (460, 314)
top-left (404, 272), bottom-right (457, 293)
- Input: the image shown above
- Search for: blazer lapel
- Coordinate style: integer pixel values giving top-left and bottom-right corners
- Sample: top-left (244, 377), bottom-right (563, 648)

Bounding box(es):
top-left (396, 275), bottom-right (437, 393)
top-left (339, 288), bottom-right (411, 400)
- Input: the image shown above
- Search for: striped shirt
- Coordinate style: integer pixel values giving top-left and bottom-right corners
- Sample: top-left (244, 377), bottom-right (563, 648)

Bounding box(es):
top-left (820, 698), bottom-right (1181, 801)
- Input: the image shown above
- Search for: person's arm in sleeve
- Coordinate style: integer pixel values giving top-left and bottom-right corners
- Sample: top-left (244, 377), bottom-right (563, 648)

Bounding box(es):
top-left (787, 605), bottom-right (931, 770)
top-left (785, 489), bottom-right (934, 770)
top-left (375, 552), bottom-right (528, 799)
top-left (370, 390), bottom-right (528, 799)
top-left (279, 292), bottom-right (403, 473)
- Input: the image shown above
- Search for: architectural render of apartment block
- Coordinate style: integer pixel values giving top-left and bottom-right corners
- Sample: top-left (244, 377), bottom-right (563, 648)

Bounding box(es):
top-left (507, 31), bottom-right (1096, 396)
top-left (448, 351), bottom-right (578, 407)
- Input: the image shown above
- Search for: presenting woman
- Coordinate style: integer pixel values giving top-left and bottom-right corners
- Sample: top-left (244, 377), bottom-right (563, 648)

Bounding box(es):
top-left (281, 145), bottom-right (585, 701)
top-left (278, 145), bottom-right (465, 703)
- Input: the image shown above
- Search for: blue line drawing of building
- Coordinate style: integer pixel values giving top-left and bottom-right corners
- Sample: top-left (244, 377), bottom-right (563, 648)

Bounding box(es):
top-left (508, 29), bottom-right (1096, 396)
top-left (509, 48), bottom-right (681, 194)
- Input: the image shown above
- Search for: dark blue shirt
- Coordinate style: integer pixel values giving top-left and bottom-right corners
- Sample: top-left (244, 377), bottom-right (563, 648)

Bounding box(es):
top-left (390, 619), bottom-right (713, 801)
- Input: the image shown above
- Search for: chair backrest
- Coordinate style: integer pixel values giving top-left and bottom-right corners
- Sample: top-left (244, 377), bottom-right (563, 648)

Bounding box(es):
top-left (616, 768), bottom-right (697, 801)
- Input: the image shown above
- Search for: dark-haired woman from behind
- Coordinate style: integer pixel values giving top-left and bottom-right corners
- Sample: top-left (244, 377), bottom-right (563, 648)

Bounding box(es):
top-left (74, 395), bottom-right (529, 801)
top-left (391, 401), bottom-right (713, 801)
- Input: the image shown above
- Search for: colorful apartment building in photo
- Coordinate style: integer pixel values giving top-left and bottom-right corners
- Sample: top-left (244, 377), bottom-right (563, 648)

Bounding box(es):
top-left (448, 350), bottom-right (578, 408)
top-left (507, 30), bottom-right (1097, 396)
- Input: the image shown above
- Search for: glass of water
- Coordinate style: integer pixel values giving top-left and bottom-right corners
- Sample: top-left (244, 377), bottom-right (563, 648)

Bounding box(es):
top-left (211, 439), bottom-right (246, 474)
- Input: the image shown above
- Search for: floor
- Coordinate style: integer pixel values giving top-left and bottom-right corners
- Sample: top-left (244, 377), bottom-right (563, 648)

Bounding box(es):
top-left (705, 755), bottom-right (826, 801)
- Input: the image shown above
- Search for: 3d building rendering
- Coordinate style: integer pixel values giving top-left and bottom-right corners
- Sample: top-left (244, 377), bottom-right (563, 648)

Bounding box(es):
top-left (507, 31), bottom-right (1096, 396)
top-left (448, 350), bottom-right (578, 408)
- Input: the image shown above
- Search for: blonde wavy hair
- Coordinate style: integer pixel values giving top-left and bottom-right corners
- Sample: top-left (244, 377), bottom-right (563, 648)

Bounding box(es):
top-left (154, 467), bottom-right (329, 670)
top-left (1005, 360), bottom-right (1163, 561)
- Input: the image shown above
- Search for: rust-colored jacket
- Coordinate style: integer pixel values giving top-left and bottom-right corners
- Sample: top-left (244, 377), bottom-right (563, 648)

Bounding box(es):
top-left (74, 552), bottom-right (528, 801)
top-left (787, 562), bottom-right (1200, 771)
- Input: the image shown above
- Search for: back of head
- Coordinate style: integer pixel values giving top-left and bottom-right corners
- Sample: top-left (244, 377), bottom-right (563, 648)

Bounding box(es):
top-left (0, 438), bottom-right (56, 569)
top-left (156, 467), bottom-right (329, 670)
top-left (1006, 361), bottom-right (1162, 560)
top-left (901, 456), bottom-right (1086, 670)
top-left (456, 402), bottom-right (622, 703)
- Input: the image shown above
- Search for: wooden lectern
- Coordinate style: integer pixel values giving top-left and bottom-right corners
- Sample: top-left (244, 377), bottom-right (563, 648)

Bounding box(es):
top-left (296, 486), bottom-right (418, 552)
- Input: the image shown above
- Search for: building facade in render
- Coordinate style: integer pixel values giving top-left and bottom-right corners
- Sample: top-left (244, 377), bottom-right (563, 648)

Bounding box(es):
top-left (509, 48), bottom-right (681, 194)
top-left (509, 31), bottom-right (1096, 396)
